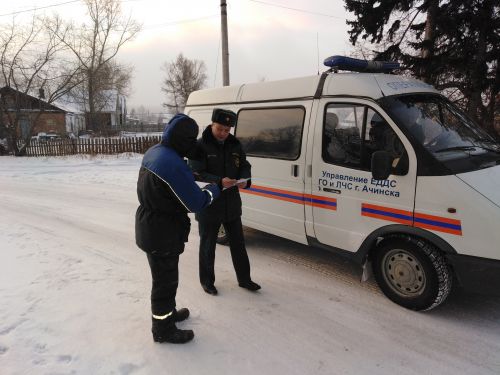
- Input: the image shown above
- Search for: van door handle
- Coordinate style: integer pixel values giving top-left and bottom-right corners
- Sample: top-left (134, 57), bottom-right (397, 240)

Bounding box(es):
top-left (291, 164), bottom-right (299, 177)
top-left (323, 187), bottom-right (341, 194)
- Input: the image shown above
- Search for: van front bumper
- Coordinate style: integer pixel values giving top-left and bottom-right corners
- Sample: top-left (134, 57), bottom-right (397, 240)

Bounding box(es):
top-left (446, 254), bottom-right (500, 295)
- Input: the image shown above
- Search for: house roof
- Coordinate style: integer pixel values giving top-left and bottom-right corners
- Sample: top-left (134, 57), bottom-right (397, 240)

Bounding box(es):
top-left (0, 86), bottom-right (66, 113)
top-left (0, 86), bottom-right (126, 114)
top-left (53, 97), bottom-right (85, 114)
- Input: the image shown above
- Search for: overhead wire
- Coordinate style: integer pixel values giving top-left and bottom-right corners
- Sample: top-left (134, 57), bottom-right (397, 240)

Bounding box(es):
top-left (245, 0), bottom-right (344, 20)
top-left (141, 14), bottom-right (219, 30)
top-left (0, 0), bottom-right (80, 17)
top-left (0, 0), bottom-right (144, 17)
top-left (1, 0), bottom-right (342, 28)
top-left (3, 0), bottom-right (343, 19)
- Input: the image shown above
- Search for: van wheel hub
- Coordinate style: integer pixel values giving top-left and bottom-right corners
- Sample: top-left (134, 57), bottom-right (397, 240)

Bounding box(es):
top-left (382, 249), bottom-right (426, 297)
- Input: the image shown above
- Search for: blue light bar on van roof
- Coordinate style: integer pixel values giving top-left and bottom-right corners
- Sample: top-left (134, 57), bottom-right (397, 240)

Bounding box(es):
top-left (324, 55), bottom-right (400, 73)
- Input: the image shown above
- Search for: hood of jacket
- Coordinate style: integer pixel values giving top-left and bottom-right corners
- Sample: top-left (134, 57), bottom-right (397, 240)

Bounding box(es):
top-left (162, 114), bottom-right (199, 157)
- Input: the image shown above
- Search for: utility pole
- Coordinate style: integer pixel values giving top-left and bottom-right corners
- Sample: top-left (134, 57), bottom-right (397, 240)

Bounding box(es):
top-left (220, 0), bottom-right (230, 86)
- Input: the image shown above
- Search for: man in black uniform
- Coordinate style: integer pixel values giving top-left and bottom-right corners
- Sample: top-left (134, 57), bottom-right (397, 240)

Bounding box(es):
top-left (189, 108), bottom-right (261, 296)
top-left (136, 114), bottom-right (220, 344)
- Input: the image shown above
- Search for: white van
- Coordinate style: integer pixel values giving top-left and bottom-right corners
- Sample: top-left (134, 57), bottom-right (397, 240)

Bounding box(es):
top-left (185, 56), bottom-right (500, 311)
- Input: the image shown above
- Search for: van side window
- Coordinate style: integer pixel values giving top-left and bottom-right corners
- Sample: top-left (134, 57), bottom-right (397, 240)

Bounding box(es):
top-left (323, 104), bottom-right (363, 167)
top-left (236, 107), bottom-right (305, 160)
top-left (323, 104), bottom-right (408, 175)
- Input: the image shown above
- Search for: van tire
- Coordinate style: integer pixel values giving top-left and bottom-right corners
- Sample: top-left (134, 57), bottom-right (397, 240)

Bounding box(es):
top-left (216, 224), bottom-right (229, 245)
top-left (373, 235), bottom-right (452, 311)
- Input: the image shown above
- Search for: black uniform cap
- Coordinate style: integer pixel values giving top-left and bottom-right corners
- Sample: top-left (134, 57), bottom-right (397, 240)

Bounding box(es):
top-left (212, 108), bottom-right (237, 127)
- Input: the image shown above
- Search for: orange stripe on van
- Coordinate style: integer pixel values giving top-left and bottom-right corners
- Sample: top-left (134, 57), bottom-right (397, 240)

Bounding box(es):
top-left (250, 184), bottom-right (304, 198)
top-left (413, 222), bottom-right (463, 236)
top-left (362, 203), bottom-right (413, 217)
top-left (361, 203), bottom-right (462, 236)
top-left (242, 186), bottom-right (337, 210)
top-left (414, 212), bottom-right (461, 226)
top-left (242, 188), bottom-right (304, 204)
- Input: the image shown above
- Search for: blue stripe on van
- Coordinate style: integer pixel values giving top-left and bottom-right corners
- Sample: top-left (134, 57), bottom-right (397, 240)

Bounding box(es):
top-left (247, 187), bottom-right (304, 203)
top-left (413, 216), bottom-right (462, 231)
top-left (361, 206), bottom-right (413, 222)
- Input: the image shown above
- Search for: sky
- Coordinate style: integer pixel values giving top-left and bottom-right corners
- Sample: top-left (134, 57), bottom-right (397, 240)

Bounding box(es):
top-left (0, 0), bottom-right (354, 113)
top-left (2, 154), bottom-right (500, 374)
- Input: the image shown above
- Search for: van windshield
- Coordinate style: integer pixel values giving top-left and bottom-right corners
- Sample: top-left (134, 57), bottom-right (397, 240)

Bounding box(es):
top-left (380, 94), bottom-right (500, 172)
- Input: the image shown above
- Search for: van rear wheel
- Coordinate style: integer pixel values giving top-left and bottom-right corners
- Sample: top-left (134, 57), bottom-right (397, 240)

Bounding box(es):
top-left (373, 236), bottom-right (452, 311)
top-left (216, 224), bottom-right (229, 245)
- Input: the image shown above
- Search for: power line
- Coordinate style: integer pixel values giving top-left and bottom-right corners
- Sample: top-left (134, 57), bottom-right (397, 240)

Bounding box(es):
top-left (245, 0), bottom-right (344, 20)
top-left (0, 1), bottom-right (218, 30)
top-left (0, 0), bottom-right (80, 17)
top-left (142, 14), bottom-right (219, 30)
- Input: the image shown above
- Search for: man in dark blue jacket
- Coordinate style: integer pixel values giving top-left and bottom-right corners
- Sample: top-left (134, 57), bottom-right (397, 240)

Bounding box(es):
top-left (135, 114), bottom-right (220, 344)
top-left (189, 108), bottom-right (261, 296)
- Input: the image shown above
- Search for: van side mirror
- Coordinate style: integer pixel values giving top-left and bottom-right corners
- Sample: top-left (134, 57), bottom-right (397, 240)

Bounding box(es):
top-left (371, 151), bottom-right (393, 180)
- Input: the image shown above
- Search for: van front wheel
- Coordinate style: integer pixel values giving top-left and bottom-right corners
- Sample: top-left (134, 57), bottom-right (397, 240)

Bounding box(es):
top-left (373, 236), bottom-right (452, 311)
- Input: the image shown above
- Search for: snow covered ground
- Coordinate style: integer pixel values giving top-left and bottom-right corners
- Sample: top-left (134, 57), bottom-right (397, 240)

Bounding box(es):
top-left (1, 154), bottom-right (500, 375)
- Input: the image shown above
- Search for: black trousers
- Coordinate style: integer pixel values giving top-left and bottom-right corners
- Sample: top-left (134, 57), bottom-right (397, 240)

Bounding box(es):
top-left (146, 253), bottom-right (179, 316)
top-left (198, 217), bottom-right (251, 287)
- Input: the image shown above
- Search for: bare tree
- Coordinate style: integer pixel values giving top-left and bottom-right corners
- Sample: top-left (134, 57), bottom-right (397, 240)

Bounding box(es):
top-left (0, 15), bottom-right (82, 155)
top-left (66, 59), bottom-right (133, 123)
top-left (98, 60), bottom-right (133, 97)
top-left (49, 0), bottom-right (140, 132)
top-left (161, 53), bottom-right (207, 113)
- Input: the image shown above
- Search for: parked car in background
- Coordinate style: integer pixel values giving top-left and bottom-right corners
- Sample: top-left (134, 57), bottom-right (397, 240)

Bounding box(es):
top-left (31, 132), bottom-right (62, 142)
top-left (78, 130), bottom-right (95, 139)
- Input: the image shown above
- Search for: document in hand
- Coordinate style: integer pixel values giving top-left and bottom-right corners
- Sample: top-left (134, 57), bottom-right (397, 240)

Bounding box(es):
top-left (195, 181), bottom-right (211, 189)
top-left (223, 178), bottom-right (250, 190)
top-left (235, 178), bottom-right (250, 185)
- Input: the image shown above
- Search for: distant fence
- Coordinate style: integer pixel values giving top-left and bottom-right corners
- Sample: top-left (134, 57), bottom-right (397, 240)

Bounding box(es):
top-left (20, 136), bottom-right (162, 157)
top-left (118, 124), bottom-right (165, 133)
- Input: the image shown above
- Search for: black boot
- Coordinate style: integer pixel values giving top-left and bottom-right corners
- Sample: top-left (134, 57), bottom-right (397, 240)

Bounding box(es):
top-left (174, 308), bottom-right (190, 322)
top-left (202, 284), bottom-right (218, 295)
top-left (239, 280), bottom-right (261, 291)
top-left (152, 316), bottom-right (194, 344)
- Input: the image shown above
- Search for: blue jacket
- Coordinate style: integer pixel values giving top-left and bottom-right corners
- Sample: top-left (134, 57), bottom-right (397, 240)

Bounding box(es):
top-left (135, 115), bottom-right (220, 255)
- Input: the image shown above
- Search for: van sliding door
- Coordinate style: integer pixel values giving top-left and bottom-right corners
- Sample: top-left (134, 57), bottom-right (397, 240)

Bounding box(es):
top-left (236, 104), bottom-right (311, 244)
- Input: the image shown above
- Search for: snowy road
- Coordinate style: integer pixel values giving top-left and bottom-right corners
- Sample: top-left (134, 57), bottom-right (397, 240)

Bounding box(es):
top-left (1, 155), bottom-right (500, 375)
